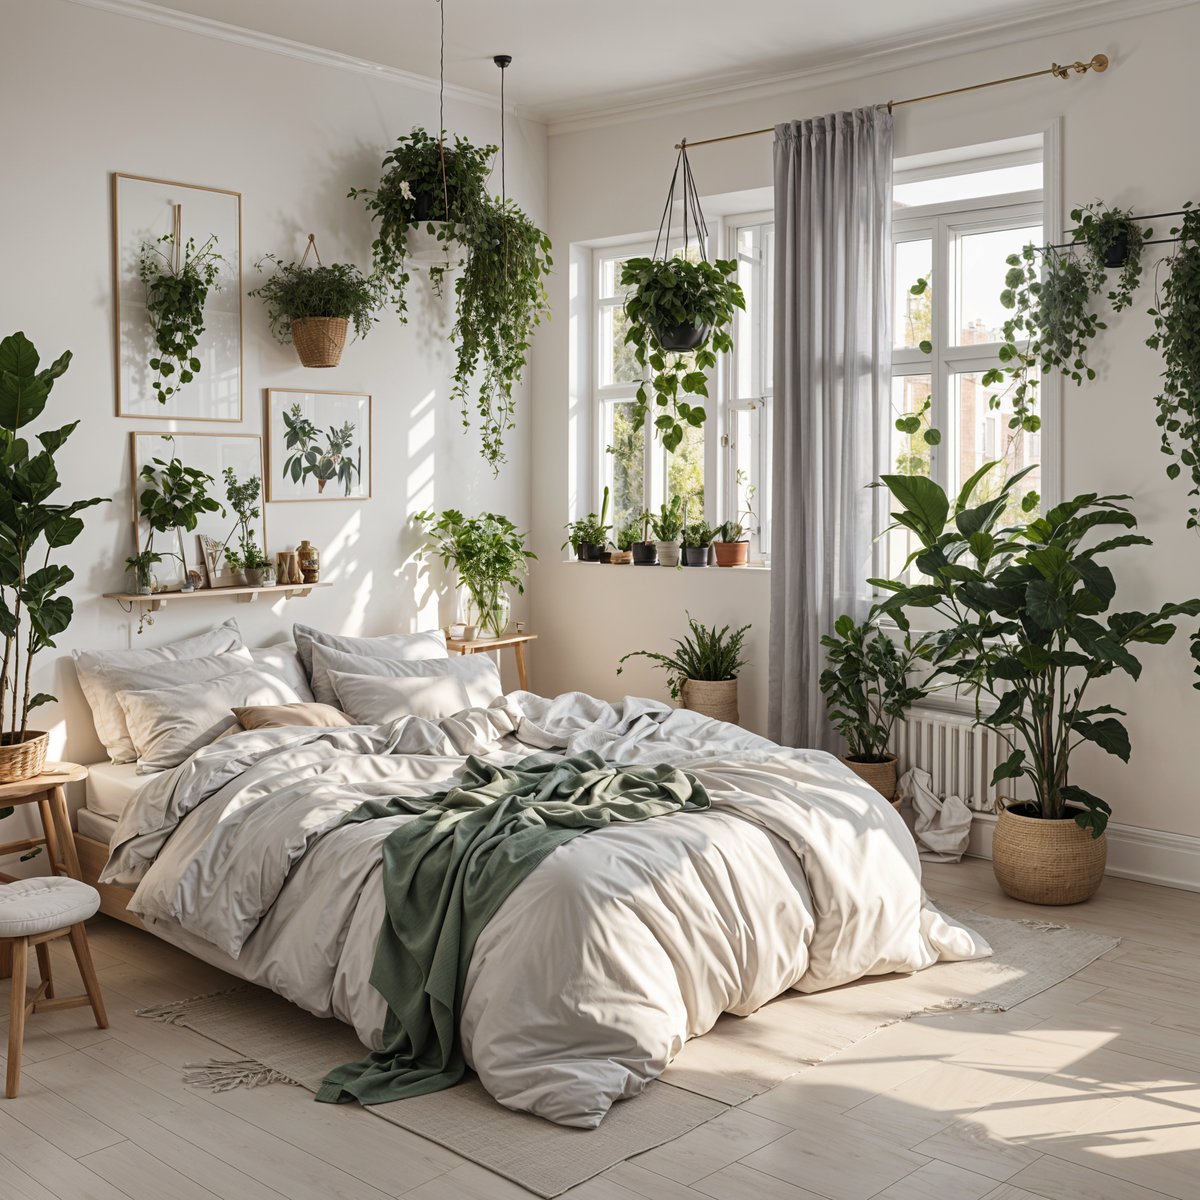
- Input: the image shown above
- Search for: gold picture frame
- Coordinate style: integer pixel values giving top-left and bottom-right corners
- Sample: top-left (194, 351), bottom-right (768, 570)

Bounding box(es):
top-left (265, 388), bottom-right (373, 502)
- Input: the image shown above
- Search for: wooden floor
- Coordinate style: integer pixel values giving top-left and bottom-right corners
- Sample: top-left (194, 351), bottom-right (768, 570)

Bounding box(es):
top-left (1, 857), bottom-right (1197, 1200)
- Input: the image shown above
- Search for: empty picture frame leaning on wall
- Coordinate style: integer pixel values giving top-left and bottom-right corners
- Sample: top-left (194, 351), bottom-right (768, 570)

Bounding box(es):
top-left (130, 431), bottom-right (266, 590)
top-left (112, 173), bottom-right (243, 421)
top-left (265, 389), bottom-right (372, 502)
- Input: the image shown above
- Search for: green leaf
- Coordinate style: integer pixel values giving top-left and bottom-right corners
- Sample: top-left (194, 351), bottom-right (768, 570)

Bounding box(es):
top-left (879, 474), bottom-right (949, 545)
top-left (991, 749), bottom-right (1026, 784)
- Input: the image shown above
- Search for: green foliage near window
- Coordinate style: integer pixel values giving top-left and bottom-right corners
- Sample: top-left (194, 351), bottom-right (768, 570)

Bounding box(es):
top-left (1146, 205), bottom-right (1200, 529)
top-left (0, 332), bottom-right (108, 740)
top-left (819, 616), bottom-right (930, 762)
top-left (992, 203), bottom-right (1150, 433)
top-left (681, 520), bottom-right (715, 548)
top-left (620, 256), bottom-right (745, 453)
top-left (138, 234), bottom-right (225, 405)
top-left (563, 487), bottom-right (611, 552)
top-left (280, 403), bottom-right (361, 497)
top-left (416, 508), bottom-right (535, 637)
top-left (870, 463), bottom-right (1200, 836)
top-left (615, 521), bottom-right (639, 553)
top-left (651, 497), bottom-right (684, 542)
top-left (137, 437), bottom-right (224, 569)
top-left (605, 404), bottom-right (645, 533)
top-left (248, 256), bottom-right (382, 343)
top-left (618, 614), bottom-right (750, 700)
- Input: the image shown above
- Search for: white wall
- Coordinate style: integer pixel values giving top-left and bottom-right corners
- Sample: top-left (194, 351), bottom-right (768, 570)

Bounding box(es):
top-left (0, 0), bottom-right (546, 851)
top-left (531, 4), bottom-right (1200, 843)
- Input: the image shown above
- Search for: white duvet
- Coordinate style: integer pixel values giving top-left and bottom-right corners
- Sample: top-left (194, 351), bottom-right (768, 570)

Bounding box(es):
top-left (102, 691), bottom-right (989, 1127)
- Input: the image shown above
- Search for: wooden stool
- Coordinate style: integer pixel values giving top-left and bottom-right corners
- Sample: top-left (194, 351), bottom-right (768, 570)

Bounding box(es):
top-left (2, 877), bottom-right (108, 1098)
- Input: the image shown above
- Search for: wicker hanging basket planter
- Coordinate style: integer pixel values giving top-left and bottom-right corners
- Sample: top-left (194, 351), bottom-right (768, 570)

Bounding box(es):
top-left (841, 753), bottom-right (899, 807)
top-left (992, 802), bottom-right (1107, 905)
top-left (292, 317), bottom-right (348, 368)
top-left (0, 731), bottom-right (49, 784)
top-left (681, 678), bottom-right (739, 726)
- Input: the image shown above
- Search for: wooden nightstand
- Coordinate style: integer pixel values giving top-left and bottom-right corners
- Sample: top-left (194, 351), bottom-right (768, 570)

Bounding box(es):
top-left (447, 632), bottom-right (537, 691)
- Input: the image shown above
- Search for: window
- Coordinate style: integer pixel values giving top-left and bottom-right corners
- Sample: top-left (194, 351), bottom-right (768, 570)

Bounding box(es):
top-left (886, 144), bottom-right (1046, 579)
top-left (591, 219), bottom-right (773, 557)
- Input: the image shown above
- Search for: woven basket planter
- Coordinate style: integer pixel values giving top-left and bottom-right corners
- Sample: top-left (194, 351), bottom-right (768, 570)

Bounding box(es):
top-left (841, 753), bottom-right (899, 806)
top-left (992, 803), bottom-right (1107, 905)
top-left (714, 542), bottom-right (749, 567)
top-left (292, 317), bottom-right (348, 368)
top-left (0, 731), bottom-right (49, 784)
top-left (681, 678), bottom-right (739, 726)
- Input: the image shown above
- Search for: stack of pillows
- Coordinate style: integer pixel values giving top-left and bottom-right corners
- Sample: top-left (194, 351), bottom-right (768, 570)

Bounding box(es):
top-left (73, 619), bottom-right (505, 774)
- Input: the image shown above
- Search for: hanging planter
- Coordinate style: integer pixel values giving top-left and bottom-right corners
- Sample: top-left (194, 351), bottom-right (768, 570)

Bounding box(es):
top-left (248, 236), bottom-right (382, 369)
top-left (620, 144), bottom-right (745, 453)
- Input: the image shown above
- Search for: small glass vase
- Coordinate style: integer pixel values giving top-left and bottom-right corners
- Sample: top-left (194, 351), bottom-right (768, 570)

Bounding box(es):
top-left (458, 586), bottom-right (511, 639)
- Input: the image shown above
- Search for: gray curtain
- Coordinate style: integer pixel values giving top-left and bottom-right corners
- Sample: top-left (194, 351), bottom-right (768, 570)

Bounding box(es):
top-left (768, 107), bottom-right (893, 750)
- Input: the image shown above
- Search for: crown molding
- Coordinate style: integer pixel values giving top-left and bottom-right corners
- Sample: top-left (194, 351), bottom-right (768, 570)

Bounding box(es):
top-left (546, 0), bottom-right (1200, 135)
top-left (62, 0), bottom-right (504, 113)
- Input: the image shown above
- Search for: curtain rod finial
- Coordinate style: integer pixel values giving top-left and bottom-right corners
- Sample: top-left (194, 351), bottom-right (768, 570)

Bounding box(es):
top-left (1091, 53), bottom-right (1109, 72)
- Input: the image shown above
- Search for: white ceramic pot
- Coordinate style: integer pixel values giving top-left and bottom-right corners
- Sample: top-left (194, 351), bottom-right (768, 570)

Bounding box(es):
top-left (656, 540), bottom-right (681, 567)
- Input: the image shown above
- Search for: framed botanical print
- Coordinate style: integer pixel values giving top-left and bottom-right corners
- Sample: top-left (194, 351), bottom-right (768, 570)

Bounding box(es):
top-left (113, 172), bottom-right (243, 422)
top-left (130, 432), bottom-right (265, 589)
top-left (265, 389), bottom-right (372, 502)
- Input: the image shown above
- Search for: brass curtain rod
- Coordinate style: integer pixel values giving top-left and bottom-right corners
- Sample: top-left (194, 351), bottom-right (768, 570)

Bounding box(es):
top-left (673, 53), bottom-right (1109, 150)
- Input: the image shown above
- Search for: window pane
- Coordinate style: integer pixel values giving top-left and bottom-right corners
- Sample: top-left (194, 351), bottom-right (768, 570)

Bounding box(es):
top-left (894, 240), bottom-right (932, 350)
top-left (667, 423), bottom-right (704, 524)
top-left (599, 302), bottom-right (642, 386)
top-left (953, 370), bottom-right (1041, 521)
top-left (599, 256), bottom-right (632, 298)
top-left (893, 162), bottom-right (1042, 209)
top-left (763, 225), bottom-right (775, 394)
top-left (886, 374), bottom-right (932, 580)
top-left (956, 225), bottom-right (1041, 345)
top-left (729, 401), bottom-right (767, 552)
top-left (603, 400), bottom-right (645, 533)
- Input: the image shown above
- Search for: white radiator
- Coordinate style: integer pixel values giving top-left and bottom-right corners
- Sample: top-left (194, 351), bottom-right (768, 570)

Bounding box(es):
top-left (893, 705), bottom-right (1008, 813)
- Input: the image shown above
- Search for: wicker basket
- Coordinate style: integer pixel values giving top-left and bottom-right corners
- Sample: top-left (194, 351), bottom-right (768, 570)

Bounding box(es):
top-left (992, 803), bottom-right (1107, 905)
top-left (292, 317), bottom-right (348, 368)
top-left (0, 731), bottom-right (49, 784)
top-left (841, 753), bottom-right (899, 806)
top-left (681, 678), bottom-right (739, 726)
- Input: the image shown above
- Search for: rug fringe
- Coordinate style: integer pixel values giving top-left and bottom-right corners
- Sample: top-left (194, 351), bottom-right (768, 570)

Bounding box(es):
top-left (136, 985), bottom-right (251, 1025)
top-left (1016, 918), bottom-right (1069, 932)
top-left (183, 1057), bottom-right (296, 1093)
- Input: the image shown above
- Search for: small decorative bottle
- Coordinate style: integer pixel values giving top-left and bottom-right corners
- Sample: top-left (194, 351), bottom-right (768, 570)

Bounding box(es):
top-left (297, 540), bottom-right (320, 583)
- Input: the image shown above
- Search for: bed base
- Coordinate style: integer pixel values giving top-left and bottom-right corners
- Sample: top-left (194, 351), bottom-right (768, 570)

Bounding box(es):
top-left (74, 832), bottom-right (143, 929)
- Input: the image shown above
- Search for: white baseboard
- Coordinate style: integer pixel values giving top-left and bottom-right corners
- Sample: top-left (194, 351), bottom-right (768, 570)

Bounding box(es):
top-left (966, 812), bottom-right (1200, 893)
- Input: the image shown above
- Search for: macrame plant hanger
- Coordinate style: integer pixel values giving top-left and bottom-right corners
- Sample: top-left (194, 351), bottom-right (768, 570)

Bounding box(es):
top-left (299, 232), bottom-right (322, 267)
top-left (653, 140), bottom-right (710, 266)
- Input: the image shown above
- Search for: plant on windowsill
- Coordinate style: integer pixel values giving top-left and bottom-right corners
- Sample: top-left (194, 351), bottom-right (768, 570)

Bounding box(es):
top-left (416, 509), bottom-right (535, 640)
top-left (871, 463), bottom-right (1200, 905)
top-left (715, 471), bottom-right (757, 567)
top-left (610, 521), bottom-right (638, 565)
top-left (138, 233), bottom-right (226, 405)
top-left (632, 510), bottom-right (657, 566)
top-left (618, 614), bottom-right (750, 725)
top-left (818, 615), bottom-right (930, 805)
top-left (650, 497), bottom-right (684, 567)
top-left (681, 520), bottom-right (714, 567)
top-left (248, 246), bottom-right (383, 368)
top-left (0, 332), bottom-right (108, 783)
top-left (562, 486), bottom-right (611, 562)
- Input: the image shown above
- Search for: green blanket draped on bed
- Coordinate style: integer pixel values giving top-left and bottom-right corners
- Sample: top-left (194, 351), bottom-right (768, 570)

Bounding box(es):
top-left (315, 749), bottom-right (710, 1107)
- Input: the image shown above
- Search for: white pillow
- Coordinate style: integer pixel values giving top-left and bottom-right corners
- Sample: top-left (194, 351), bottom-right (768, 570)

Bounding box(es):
top-left (249, 643), bottom-right (315, 701)
top-left (73, 620), bottom-right (245, 762)
top-left (116, 669), bottom-right (302, 773)
top-left (292, 624), bottom-right (448, 706)
top-left (327, 657), bottom-right (502, 724)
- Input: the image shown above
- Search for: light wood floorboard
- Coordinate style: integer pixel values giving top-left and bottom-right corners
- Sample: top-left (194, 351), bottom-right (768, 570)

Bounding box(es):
top-left (0, 857), bottom-right (1195, 1200)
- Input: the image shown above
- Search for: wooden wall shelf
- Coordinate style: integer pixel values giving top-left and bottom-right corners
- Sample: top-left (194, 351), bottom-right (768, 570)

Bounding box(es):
top-left (103, 582), bottom-right (331, 613)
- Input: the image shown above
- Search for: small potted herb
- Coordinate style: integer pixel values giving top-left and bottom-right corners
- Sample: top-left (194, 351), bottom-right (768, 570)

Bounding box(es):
top-left (249, 248), bottom-right (382, 368)
top-left (563, 486), bottom-right (611, 562)
top-left (681, 520), bottom-right (714, 567)
top-left (611, 521), bottom-right (637, 564)
top-left (632, 510), bottom-right (657, 566)
top-left (124, 550), bottom-right (162, 595)
top-left (651, 498), bottom-right (683, 567)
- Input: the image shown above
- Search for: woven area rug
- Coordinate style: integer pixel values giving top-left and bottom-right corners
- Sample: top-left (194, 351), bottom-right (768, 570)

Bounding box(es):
top-left (140, 904), bottom-right (1116, 1197)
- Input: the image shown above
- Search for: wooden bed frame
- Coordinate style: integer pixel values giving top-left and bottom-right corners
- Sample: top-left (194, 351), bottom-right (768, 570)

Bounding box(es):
top-left (74, 832), bottom-right (143, 929)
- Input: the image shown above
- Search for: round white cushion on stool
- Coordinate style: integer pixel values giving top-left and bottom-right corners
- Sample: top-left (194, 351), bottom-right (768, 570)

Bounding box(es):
top-left (0, 877), bottom-right (101, 938)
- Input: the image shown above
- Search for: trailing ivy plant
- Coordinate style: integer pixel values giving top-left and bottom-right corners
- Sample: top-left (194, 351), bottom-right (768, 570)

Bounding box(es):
top-left (620, 256), bottom-right (744, 452)
top-left (1147, 204), bottom-right (1200, 529)
top-left (138, 233), bottom-right (225, 404)
top-left (248, 255), bottom-right (382, 343)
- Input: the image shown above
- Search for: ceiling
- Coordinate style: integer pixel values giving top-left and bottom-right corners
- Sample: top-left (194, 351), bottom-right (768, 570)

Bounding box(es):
top-left (139, 0), bottom-right (1125, 123)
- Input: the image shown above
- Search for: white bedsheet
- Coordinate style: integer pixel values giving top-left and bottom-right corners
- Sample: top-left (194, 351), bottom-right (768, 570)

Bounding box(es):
top-left (102, 692), bottom-right (990, 1127)
top-left (85, 761), bottom-right (153, 820)
top-left (77, 807), bottom-right (119, 845)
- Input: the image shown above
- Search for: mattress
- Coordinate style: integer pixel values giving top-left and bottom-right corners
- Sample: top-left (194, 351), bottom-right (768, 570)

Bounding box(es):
top-left (85, 761), bottom-right (152, 820)
top-left (77, 806), bottom-right (119, 846)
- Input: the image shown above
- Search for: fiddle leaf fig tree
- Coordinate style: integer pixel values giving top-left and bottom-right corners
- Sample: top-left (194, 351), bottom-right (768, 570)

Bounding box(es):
top-left (0, 332), bottom-right (108, 742)
top-left (870, 463), bottom-right (1200, 836)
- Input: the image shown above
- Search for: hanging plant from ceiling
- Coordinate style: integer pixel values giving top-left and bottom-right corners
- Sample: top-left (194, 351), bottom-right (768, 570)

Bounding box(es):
top-left (620, 145), bottom-right (744, 453)
top-left (989, 202), bottom-right (1151, 434)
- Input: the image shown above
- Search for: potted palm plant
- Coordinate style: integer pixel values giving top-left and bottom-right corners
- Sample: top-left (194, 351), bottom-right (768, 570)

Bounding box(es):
top-left (418, 509), bottom-right (535, 639)
top-left (873, 464), bottom-right (1200, 904)
top-left (0, 332), bottom-right (107, 781)
top-left (818, 615), bottom-right (930, 804)
top-left (651, 498), bottom-right (683, 567)
top-left (681, 520), bottom-right (714, 567)
top-left (619, 615), bottom-right (750, 725)
top-left (249, 247), bottom-right (382, 368)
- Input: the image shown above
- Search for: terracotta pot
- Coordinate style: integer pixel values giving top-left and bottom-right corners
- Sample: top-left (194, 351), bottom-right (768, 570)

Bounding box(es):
top-left (992, 803), bottom-right (1107, 905)
top-left (291, 317), bottom-right (347, 368)
top-left (681, 678), bottom-right (739, 725)
top-left (0, 731), bottom-right (49, 784)
top-left (841, 753), bottom-right (899, 805)
top-left (714, 541), bottom-right (749, 567)
top-left (656, 540), bottom-right (681, 567)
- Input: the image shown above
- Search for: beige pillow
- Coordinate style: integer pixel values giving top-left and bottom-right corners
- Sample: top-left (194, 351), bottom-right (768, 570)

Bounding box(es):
top-left (117, 669), bottom-right (302, 772)
top-left (73, 623), bottom-right (249, 763)
top-left (232, 702), bottom-right (353, 731)
top-left (292, 624), bottom-right (448, 705)
top-left (327, 657), bottom-right (502, 724)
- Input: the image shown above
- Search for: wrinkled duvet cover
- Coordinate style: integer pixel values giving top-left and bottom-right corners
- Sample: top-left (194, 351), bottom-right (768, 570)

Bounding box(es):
top-left (102, 691), bottom-right (990, 1127)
